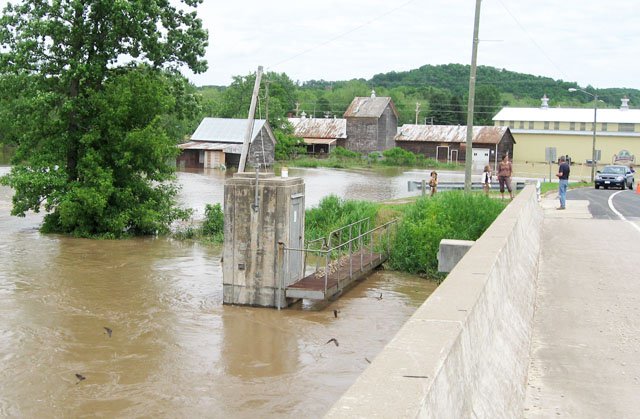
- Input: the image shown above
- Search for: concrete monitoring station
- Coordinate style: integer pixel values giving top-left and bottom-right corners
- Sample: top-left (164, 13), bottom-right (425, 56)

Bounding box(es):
top-left (222, 172), bottom-right (305, 308)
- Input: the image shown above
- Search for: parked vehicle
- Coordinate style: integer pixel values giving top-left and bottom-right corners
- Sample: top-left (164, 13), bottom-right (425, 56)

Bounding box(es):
top-left (594, 165), bottom-right (635, 190)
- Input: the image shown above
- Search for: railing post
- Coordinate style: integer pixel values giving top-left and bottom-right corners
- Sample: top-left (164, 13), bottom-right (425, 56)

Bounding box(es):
top-left (324, 251), bottom-right (329, 295)
top-left (349, 233), bottom-right (353, 280)
top-left (359, 222), bottom-right (364, 271)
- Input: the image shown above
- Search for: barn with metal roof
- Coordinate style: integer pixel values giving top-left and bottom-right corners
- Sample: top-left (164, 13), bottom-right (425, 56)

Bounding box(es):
top-left (288, 115), bottom-right (347, 154)
top-left (342, 91), bottom-right (399, 154)
top-left (394, 125), bottom-right (515, 167)
top-left (177, 118), bottom-right (276, 169)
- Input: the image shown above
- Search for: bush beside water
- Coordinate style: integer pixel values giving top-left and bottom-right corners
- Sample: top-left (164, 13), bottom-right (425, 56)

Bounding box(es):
top-left (388, 191), bottom-right (506, 277)
top-left (305, 195), bottom-right (379, 243)
top-left (173, 203), bottom-right (224, 243)
top-left (279, 147), bottom-right (461, 170)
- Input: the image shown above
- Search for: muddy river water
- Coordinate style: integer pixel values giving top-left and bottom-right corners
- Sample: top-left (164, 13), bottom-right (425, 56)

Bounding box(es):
top-left (0, 162), bottom-right (553, 417)
top-left (0, 165), bottom-right (448, 418)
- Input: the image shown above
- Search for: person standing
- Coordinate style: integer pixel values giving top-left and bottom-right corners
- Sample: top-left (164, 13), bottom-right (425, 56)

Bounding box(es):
top-left (556, 155), bottom-right (570, 210)
top-left (497, 154), bottom-right (514, 200)
top-left (482, 165), bottom-right (492, 196)
top-left (429, 171), bottom-right (438, 196)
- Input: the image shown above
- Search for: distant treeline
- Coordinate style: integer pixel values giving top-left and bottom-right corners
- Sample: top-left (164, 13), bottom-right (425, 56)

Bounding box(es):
top-left (196, 64), bottom-right (640, 128)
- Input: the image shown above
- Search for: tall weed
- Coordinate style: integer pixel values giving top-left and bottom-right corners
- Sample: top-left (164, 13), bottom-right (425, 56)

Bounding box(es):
top-left (305, 195), bottom-right (379, 242)
top-left (388, 192), bottom-right (505, 275)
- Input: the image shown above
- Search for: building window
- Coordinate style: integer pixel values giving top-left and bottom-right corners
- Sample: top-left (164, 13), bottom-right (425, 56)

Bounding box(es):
top-left (553, 121), bottom-right (560, 130)
top-left (570, 122), bottom-right (575, 130)
top-left (509, 120), bottom-right (514, 127)
top-left (580, 122), bottom-right (586, 131)
top-left (601, 122), bottom-right (608, 132)
top-left (544, 121), bottom-right (549, 130)
top-left (518, 121), bottom-right (524, 129)
top-left (619, 123), bottom-right (635, 132)
top-left (528, 121), bottom-right (534, 129)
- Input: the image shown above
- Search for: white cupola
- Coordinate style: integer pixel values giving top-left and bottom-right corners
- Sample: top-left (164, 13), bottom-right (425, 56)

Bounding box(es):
top-left (620, 96), bottom-right (630, 110)
top-left (540, 94), bottom-right (549, 109)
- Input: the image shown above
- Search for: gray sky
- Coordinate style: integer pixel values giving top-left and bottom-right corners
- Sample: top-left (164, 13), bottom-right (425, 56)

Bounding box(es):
top-left (2, 0), bottom-right (639, 90)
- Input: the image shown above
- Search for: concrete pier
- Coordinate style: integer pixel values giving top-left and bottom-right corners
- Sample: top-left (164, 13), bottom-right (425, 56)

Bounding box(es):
top-left (223, 172), bottom-right (305, 307)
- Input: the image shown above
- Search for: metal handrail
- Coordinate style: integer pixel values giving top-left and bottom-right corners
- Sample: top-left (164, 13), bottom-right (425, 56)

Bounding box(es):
top-left (280, 219), bottom-right (398, 299)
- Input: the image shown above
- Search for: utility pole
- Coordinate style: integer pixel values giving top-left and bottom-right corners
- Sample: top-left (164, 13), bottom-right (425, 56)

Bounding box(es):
top-left (264, 79), bottom-right (270, 123)
top-left (415, 102), bottom-right (421, 124)
top-left (464, 0), bottom-right (482, 192)
top-left (238, 66), bottom-right (263, 173)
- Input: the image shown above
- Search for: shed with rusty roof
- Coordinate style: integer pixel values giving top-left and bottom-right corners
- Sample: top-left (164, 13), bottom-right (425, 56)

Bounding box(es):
top-left (342, 91), bottom-right (399, 154)
top-left (288, 115), bottom-right (347, 154)
top-left (177, 118), bottom-right (276, 169)
top-left (394, 124), bottom-right (515, 167)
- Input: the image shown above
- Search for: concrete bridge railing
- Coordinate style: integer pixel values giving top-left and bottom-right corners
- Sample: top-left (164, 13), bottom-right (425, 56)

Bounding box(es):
top-left (325, 185), bottom-right (543, 418)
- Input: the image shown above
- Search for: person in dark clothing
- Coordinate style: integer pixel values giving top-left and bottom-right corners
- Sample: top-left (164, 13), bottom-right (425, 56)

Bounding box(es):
top-left (556, 155), bottom-right (570, 209)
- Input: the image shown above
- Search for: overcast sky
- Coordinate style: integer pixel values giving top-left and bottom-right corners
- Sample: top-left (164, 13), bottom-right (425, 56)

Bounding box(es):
top-left (2, 0), bottom-right (639, 90)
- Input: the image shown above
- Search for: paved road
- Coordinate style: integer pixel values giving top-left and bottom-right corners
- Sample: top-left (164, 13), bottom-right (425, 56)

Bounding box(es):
top-left (525, 193), bottom-right (640, 418)
top-left (568, 187), bottom-right (640, 221)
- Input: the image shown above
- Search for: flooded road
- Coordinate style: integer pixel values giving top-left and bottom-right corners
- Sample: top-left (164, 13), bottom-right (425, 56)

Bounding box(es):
top-left (0, 165), bottom-right (442, 418)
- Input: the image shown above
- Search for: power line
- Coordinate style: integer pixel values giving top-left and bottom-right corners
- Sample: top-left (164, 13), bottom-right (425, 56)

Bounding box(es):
top-left (267, 0), bottom-right (417, 70)
top-left (496, 0), bottom-right (568, 81)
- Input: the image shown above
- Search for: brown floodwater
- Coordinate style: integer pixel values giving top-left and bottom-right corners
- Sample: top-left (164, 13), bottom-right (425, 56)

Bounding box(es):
top-left (0, 165), bottom-right (445, 418)
top-left (0, 161), bottom-right (556, 417)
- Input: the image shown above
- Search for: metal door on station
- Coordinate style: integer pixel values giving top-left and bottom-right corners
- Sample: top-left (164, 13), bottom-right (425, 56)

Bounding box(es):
top-left (288, 194), bottom-right (304, 282)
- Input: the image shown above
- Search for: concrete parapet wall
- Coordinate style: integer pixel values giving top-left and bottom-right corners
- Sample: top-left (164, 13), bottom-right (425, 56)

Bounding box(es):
top-left (325, 185), bottom-right (542, 418)
top-left (437, 239), bottom-right (475, 273)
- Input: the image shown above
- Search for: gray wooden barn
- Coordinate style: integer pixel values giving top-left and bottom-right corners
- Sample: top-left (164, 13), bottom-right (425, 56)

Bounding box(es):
top-left (342, 92), bottom-right (399, 154)
top-left (177, 118), bottom-right (276, 169)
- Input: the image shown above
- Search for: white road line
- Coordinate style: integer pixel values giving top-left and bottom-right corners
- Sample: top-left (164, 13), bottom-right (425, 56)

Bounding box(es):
top-left (608, 191), bottom-right (640, 234)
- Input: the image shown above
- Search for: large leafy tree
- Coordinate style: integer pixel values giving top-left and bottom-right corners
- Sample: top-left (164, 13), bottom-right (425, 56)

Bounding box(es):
top-left (216, 71), bottom-right (298, 130)
top-left (0, 0), bottom-right (207, 237)
top-left (474, 84), bottom-right (501, 125)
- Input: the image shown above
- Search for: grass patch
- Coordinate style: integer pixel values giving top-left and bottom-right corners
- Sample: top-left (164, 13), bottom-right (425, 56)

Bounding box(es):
top-left (539, 180), bottom-right (591, 195)
top-left (387, 191), bottom-right (506, 278)
top-left (278, 147), bottom-right (463, 171)
top-left (305, 195), bottom-right (379, 242)
top-left (304, 192), bottom-right (506, 280)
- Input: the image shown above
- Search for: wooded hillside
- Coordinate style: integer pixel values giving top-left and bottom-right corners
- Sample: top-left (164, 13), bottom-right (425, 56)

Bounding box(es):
top-left (197, 64), bottom-right (640, 127)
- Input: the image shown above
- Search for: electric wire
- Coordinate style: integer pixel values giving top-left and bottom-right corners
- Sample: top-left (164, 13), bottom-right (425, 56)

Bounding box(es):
top-left (496, 0), bottom-right (569, 81)
top-left (267, 0), bottom-right (417, 70)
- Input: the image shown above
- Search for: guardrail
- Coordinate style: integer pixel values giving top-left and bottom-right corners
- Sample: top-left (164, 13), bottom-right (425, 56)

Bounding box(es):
top-left (408, 180), bottom-right (526, 193)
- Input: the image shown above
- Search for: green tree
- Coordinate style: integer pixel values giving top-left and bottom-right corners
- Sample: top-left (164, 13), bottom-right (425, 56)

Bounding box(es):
top-left (474, 85), bottom-right (501, 125)
top-left (427, 90), bottom-right (454, 125)
top-left (0, 0), bottom-right (208, 237)
top-left (217, 71), bottom-right (298, 129)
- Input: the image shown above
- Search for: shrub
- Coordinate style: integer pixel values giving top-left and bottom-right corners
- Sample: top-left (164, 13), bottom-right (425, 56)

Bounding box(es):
top-left (202, 203), bottom-right (224, 242)
top-left (332, 146), bottom-right (360, 159)
top-left (382, 147), bottom-right (417, 166)
top-left (275, 131), bottom-right (306, 160)
top-left (305, 195), bottom-right (378, 242)
top-left (388, 191), bottom-right (506, 276)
